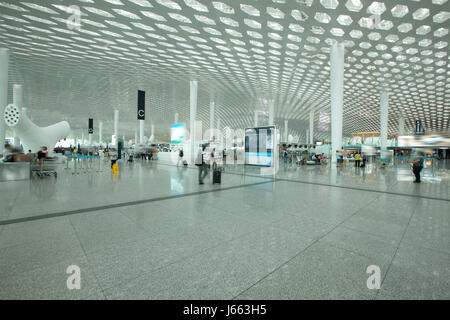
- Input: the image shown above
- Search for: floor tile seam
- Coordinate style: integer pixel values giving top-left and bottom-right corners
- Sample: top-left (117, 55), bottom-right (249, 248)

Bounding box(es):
top-left (277, 178), bottom-right (450, 202)
top-left (67, 217), bottom-right (108, 299)
top-left (0, 252), bottom-right (89, 281)
top-left (156, 161), bottom-right (276, 181)
top-left (376, 197), bottom-right (422, 298)
top-left (318, 239), bottom-right (395, 266)
top-left (231, 194), bottom-right (383, 299)
top-left (98, 223), bottom-right (269, 293)
top-left (0, 180), bottom-right (273, 226)
top-left (0, 229), bottom-right (83, 252)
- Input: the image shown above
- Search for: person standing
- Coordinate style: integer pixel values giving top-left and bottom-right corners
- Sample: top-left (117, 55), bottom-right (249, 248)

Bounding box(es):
top-left (411, 152), bottom-right (424, 183)
top-left (354, 152), bottom-right (361, 167)
top-left (195, 145), bottom-right (208, 184)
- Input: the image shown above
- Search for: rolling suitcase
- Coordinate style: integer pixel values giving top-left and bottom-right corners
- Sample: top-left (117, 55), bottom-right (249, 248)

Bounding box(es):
top-left (212, 163), bottom-right (221, 184)
top-left (213, 169), bottom-right (221, 184)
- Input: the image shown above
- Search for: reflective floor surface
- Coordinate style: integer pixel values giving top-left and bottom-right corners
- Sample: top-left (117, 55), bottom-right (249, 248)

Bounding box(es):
top-left (0, 155), bottom-right (449, 299)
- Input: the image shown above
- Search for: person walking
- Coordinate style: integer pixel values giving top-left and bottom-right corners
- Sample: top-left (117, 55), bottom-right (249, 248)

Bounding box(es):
top-left (411, 151), bottom-right (424, 183)
top-left (195, 145), bottom-right (208, 184)
top-left (354, 152), bottom-right (361, 167)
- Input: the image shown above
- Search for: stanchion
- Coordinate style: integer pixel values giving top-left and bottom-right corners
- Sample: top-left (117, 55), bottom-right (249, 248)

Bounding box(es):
top-left (72, 156), bottom-right (78, 175)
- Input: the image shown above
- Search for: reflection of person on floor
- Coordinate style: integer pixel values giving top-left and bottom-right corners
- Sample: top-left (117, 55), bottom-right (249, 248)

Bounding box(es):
top-left (177, 148), bottom-right (184, 166)
top-left (410, 152), bottom-right (424, 183)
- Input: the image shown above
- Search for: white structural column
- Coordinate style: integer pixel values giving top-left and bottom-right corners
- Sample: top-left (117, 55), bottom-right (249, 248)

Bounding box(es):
top-left (99, 121), bottom-right (103, 145)
top-left (268, 99), bottom-right (275, 126)
top-left (189, 80), bottom-right (198, 163)
top-left (113, 109), bottom-right (119, 145)
top-left (134, 126), bottom-right (138, 145)
top-left (0, 48), bottom-right (9, 155)
top-left (174, 112), bottom-right (179, 124)
top-left (398, 115), bottom-right (405, 136)
top-left (306, 129), bottom-right (309, 145)
top-left (309, 110), bottom-right (314, 145)
top-left (12, 84), bottom-right (23, 148)
top-left (139, 119), bottom-right (144, 144)
top-left (330, 42), bottom-right (345, 163)
top-left (380, 91), bottom-right (389, 150)
top-left (88, 132), bottom-right (92, 146)
top-left (284, 120), bottom-right (288, 142)
top-left (209, 101), bottom-right (215, 140)
top-left (254, 110), bottom-right (258, 127)
top-left (150, 124), bottom-right (154, 142)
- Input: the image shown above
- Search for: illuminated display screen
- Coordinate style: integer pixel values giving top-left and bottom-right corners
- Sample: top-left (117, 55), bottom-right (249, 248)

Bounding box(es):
top-left (171, 123), bottom-right (186, 144)
top-left (245, 126), bottom-right (275, 167)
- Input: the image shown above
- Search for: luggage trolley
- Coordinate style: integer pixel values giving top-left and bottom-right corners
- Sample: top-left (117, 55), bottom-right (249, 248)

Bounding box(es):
top-left (31, 158), bottom-right (57, 178)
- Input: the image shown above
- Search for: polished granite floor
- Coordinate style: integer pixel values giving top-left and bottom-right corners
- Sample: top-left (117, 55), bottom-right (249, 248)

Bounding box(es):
top-left (0, 154), bottom-right (449, 299)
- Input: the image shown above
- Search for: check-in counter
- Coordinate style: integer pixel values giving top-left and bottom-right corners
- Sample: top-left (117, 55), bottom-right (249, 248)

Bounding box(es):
top-left (0, 162), bottom-right (31, 181)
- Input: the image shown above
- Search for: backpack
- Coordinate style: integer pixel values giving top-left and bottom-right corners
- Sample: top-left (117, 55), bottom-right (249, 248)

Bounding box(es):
top-left (179, 150), bottom-right (183, 157)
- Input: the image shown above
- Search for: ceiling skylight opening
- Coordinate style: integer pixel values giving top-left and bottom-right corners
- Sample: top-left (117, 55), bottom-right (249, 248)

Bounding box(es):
top-left (155, 0), bottom-right (182, 10)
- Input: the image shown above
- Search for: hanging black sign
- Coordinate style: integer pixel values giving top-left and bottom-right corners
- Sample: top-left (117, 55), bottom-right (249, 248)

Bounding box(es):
top-left (88, 118), bottom-right (93, 134)
top-left (138, 90), bottom-right (145, 120)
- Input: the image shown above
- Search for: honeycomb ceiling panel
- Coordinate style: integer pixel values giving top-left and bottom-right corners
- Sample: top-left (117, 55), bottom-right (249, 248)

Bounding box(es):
top-left (0, 0), bottom-right (449, 142)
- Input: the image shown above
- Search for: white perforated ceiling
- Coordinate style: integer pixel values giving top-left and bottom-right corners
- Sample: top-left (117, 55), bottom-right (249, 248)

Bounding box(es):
top-left (0, 0), bottom-right (449, 142)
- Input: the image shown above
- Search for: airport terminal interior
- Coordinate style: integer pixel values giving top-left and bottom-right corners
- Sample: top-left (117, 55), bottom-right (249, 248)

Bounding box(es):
top-left (0, 0), bottom-right (449, 300)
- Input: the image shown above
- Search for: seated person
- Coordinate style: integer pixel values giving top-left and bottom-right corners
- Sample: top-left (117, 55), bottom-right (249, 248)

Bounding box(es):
top-left (37, 146), bottom-right (53, 161)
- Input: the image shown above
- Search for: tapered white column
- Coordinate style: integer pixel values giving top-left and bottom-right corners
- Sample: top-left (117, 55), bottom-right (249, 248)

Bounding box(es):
top-left (254, 110), bottom-right (258, 127)
top-left (309, 110), bottom-right (314, 145)
top-left (13, 84), bottom-right (23, 148)
top-left (134, 126), bottom-right (138, 145)
top-left (150, 124), bottom-right (154, 142)
top-left (306, 129), bottom-right (309, 145)
top-left (398, 116), bottom-right (405, 136)
top-left (113, 109), bottom-right (119, 145)
top-left (268, 99), bottom-right (275, 126)
top-left (330, 42), bottom-right (345, 163)
top-left (88, 133), bottom-right (92, 146)
top-left (174, 112), bottom-right (179, 124)
top-left (139, 119), bottom-right (144, 144)
top-left (99, 121), bottom-right (103, 145)
top-left (0, 48), bottom-right (9, 155)
top-left (209, 101), bottom-right (215, 140)
top-left (380, 91), bottom-right (389, 150)
top-left (189, 80), bottom-right (198, 163)
top-left (284, 120), bottom-right (288, 142)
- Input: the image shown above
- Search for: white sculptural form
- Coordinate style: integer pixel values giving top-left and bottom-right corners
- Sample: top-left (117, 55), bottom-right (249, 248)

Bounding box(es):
top-left (4, 104), bottom-right (71, 152)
